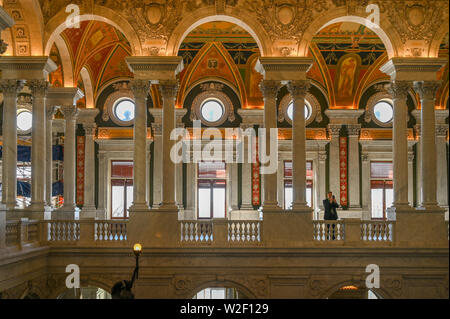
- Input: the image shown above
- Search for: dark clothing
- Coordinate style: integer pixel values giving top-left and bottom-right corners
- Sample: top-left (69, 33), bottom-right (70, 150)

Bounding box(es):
top-left (323, 199), bottom-right (339, 220)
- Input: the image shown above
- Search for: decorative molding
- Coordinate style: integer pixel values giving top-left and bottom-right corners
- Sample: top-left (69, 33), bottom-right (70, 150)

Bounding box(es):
top-left (278, 91), bottom-right (322, 126)
top-left (414, 81), bottom-right (442, 100)
top-left (0, 79), bottom-right (24, 95)
top-left (103, 81), bottom-right (136, 126)
top-left (259, 80), bottom-right (280, 100)
top-left (365, 91), bottom-right (394, 127)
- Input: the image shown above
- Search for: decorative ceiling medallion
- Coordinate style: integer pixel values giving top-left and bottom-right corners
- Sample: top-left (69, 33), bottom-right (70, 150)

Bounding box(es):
top-left (146, 4), bottom-right (163, 25)
top-left (277, 5), bottom-right (295, 25)
top-left (406, 4), bottom-right (425, 27)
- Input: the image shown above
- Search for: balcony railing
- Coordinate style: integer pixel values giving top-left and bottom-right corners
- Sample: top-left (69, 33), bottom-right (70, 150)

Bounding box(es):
top-left (1, 217), bottom-right (448, 251)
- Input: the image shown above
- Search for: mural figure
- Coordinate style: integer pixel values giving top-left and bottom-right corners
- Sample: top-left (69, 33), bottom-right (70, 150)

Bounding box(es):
top-left (337, 56), bottom-right (357, 98)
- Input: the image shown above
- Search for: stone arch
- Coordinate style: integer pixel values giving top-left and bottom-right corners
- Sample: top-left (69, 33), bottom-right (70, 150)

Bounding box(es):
top-left (20, 0), bottom-right (45, 55)
top-left (79, 67), bottom-right (94, 108)
top-left (298, 8), bottom-right (402, 59)
top-left (44, 6), bottom-right (142, 56)
top-left (429, 24), bottom-right (449, 58)
top-left (187, 280), bottom-right (257, 299)
top-left (166, 8), bottom-right (271, 57)
top-left (320, 280), bottom-right (391, 299)
top-left (52, 34), bottom-right (74, 87)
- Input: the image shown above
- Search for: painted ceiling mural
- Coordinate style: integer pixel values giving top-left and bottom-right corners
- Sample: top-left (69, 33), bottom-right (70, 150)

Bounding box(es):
top-left (59, 20), bottom-right (134, 107)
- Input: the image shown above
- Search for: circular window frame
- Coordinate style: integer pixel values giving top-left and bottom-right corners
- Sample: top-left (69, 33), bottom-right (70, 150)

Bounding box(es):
top-left (103, 83), bottom-right (135, 126)
top-left (190, 87), bottom-right (235, 127)
top-left (200, 98), bottom-right (225, 124)
top-left (17, 109), bottom-right (33, 134)
top-left (112, 98), bottom-right (136, 126)
top-left (278, 92), bottom-right (322, 126)
top-left (365, 92), bottom-right (394, 127)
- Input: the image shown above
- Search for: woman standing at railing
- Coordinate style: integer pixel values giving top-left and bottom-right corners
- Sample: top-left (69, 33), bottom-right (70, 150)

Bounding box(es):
top-left (323, 192), bottom-right (339, 240)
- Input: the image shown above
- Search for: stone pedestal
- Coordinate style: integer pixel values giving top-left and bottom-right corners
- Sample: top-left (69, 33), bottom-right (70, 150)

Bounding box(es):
top-left (262, 212), bottom-right (313, 247)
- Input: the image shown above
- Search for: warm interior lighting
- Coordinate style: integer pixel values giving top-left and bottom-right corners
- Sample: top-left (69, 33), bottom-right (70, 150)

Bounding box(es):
top-left (340, 285), bottom-right (359, 290)
top-left (133, 243), bottom-right (142, 257)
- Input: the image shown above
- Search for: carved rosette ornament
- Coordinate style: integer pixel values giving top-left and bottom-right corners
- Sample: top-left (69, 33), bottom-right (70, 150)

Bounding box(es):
top-left (414, 81), bottom-right (442, 101)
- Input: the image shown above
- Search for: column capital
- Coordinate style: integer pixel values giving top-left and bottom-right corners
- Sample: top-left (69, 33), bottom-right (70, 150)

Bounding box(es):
top-left (361, 153), bottom-right (369, 162)
top-left (388, 81), bottom-right (412, 100)
top-left (151, 122), bottom-right (162, 135)
top-left (347, 124), bottom-right (361, 136)
top-left (436, 124), bottom-right (448, 137)
top-left (83, 123), bottom-right (97, 136)
top-left (413, 81), bottom-right (442, 100)
top-left (408, 152), bottom-right (415, 162)
top-left (0, 79), bottom-right (24, 95)
top-left (259, 80), bottom-right (281, 100)
top-left (130, 79), bottom-right (151, 100)
top-left (28, 79), bottom-right (49, 98)
top-left (158, 80), bottom-right (179, 101)
top-left (414, 124), bottom-right (421, 137)
top-left (327, 124), bottom-right (342, 137)
top-left (60, 105), bottom-right (79, 121)
top-left (318, 151), bottom-right (327, 162)
top-left (286, 80), bottom-right (310, 100)
top-left (46, 105), bottom-right (58, 120)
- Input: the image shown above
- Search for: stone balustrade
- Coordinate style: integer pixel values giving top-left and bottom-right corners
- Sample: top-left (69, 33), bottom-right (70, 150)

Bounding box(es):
top-left (0, 216), bottom-right (448, 251)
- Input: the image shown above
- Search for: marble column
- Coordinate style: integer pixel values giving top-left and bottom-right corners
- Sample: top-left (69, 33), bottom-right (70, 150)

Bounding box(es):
top-left (318, 149), bottom-right (327, 211)
top-left (361, 152), bottom-right (371, 219)
top-left (159, 81), bottom-right (178, 211)
top-left (151, 123), bottom-right (162, 208)
top-left (239, 124), bottom-right (254, 210)
top-left (408, 151), bottom-right (414, 206)
top-left (347, 124), bottom-right (361, 208)
top-left (259, 80), bottom-right (280, 210)
top-left (129, 79), bottom-right (150, 212)
top-left (0, 80), bottom-right (24, 209)
top-left (436, 124), bottom-right (448, 210)
top-left (414, 81), bottom-right (442, 210)
top-left (388, 81), bottom-right (412, 211)
top-left (414, 124), bottom-right (422, 206)
top-left (96, 152), bottom-right (107, 219)
top-left (28, 80), bottom-right (50, 217)
top-left (81, 123), bottom-right (97, 218)
top-left (184, 162), bottom-right (195, 219)
top-left (58, 105), bottom-right (79, 219)
top-left (287, 80), bottom-right (311, 212)
top-left (327, 124), bottom-right (341, 202)
top-left (45, 106), bottom-right (57, 208)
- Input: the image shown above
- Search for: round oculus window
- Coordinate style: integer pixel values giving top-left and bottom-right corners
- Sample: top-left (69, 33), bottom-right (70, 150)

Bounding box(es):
top-left (113, 99), bottom-right (135, 122)
top-left (201, 100), bottom-right (224, 123)
top-left (17, 110), bottom-right (33, 132)
top-left (373, 100), bottom-right (393, 124)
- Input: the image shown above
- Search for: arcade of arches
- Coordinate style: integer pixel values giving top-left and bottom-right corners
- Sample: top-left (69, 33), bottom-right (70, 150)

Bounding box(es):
top-left (0, 0), bottom-right (448, 299)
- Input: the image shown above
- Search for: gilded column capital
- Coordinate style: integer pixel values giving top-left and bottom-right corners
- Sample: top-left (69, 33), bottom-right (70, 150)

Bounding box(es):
top-left (130, 79), bottom-right (151, 100)
top-left (158, 80), bottom-right (179, 101)
top-left (60, 105), bottom-right (79, 121)
top-left (413, 81), bottom-right (442, 100)
top-left (259, 80), bottom-right (281, 100)
top-left (388, 81), bottom-right (412, 100)
top-left (0, 79), bottom-right (24, 95)
top-left (28, 79), bottom-right (49, 99)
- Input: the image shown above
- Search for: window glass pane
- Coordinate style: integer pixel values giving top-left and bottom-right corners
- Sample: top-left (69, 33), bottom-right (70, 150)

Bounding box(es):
top-left (112, 185), bottom-right (124, 218)
top-left (17, 111), bottom-right (33, 131)
top-left (370, 162), bottom-right (393, 179)
top-left (306, 161), bottom-right (313, 179)
top-left (198, 187), bottom-right (211, 218)
top-left (198, 162), bottom-right (226, 179)
top-left (306, 187), bottom-right (312, 208)
top-left (373, 101), bottom-right (393, 123)
top-left (284, 181), bottom-right (293, 209)
top-left (371, 188), bottom-right (384, 218)
top-left (211, 289), bottom-right (226, 299)
top-left (114, 99), bottom-right (135, 122)
top-left (201, 100), bottom-right (224, 122)
top-left (385, 189), bottom-right (393, 212)
top-left (213, 187), bottom-right (226, 218)
top-left (287, 102), bottom-right (310, 121)
top-left (126, 184), bottom-right (133, 218)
